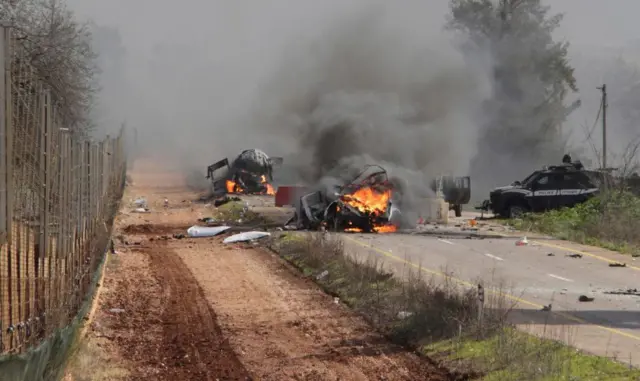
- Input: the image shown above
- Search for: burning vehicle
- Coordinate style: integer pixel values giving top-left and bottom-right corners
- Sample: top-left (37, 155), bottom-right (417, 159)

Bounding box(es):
top-left (286, 165), bottom-right (398, 233)
top-left (206, 149), bottom-right (283, 196)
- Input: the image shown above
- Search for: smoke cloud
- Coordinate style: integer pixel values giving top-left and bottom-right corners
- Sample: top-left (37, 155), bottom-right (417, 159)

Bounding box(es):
top-left (69, 0), bottom-right (640, 205)
top-left (243, 4), bottom-right (492, 200)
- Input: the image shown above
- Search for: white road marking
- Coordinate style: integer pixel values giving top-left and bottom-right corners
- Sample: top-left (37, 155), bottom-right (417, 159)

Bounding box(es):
top-left (548, 274), bottom-right (573, 282)
top-left (485, 253), bottom-right (504, 261)
top-left (438, 239), bottom-right (454, 245)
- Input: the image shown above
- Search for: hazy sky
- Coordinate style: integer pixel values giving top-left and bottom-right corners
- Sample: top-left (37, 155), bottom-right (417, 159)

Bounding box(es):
top-left (67, 0), bottom-right (639, 50)
top-left (65, 0), bottom-right (640, 175)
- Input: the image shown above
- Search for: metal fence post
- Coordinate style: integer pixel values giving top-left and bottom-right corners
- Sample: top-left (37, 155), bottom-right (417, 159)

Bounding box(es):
top-left (477, 284), bottom-right (485, 336)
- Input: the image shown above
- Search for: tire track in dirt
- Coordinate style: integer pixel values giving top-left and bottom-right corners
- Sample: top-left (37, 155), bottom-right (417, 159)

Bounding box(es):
top-left (143, 239), bottom-right (251, 381)
top-left (177, 237), bottom-right (454, 381)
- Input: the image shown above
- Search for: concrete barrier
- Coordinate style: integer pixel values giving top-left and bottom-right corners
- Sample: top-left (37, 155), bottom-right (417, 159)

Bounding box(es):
top-left (416, 197), bottom-right (449, 225)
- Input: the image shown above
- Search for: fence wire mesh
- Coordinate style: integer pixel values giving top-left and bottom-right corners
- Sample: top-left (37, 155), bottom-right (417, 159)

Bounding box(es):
top-left (0, 26), bottom-right (126, 354)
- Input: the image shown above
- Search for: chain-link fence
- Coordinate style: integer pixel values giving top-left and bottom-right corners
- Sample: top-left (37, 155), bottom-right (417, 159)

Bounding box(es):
top-left (0, 24), bottom-right (126, 365)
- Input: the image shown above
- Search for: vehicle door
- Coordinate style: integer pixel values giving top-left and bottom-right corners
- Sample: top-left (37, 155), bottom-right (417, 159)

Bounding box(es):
top-left (528, 173), bottom-right (561, 212)
top-left (558, 172), bottom-right (597, 208)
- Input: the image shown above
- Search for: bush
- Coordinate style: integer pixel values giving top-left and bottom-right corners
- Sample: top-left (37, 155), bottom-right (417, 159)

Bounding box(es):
top-left (510, 191), bottom-right (640, 255)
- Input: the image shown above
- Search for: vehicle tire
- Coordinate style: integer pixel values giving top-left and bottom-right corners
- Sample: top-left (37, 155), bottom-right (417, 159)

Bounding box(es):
top-left (453, 204), bottom-right (462, 217)
top-left (508, 204), bottom-right (527, 219)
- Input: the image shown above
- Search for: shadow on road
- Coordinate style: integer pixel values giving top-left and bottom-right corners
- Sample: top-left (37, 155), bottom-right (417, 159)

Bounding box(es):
top-left (498, 308), bottom-right (640, 331)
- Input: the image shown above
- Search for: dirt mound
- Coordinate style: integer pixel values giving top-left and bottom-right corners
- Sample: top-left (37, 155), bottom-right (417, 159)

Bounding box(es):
top-left (122, 223), bottom-right (187, 235)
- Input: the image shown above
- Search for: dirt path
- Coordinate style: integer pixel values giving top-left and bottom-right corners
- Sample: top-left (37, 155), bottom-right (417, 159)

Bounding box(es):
top-left (65, 159), bottom-right (453, 381)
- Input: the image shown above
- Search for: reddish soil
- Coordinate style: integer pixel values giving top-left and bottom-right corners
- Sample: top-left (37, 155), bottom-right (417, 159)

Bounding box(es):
top-left (64, 158), bottom-right (454, 381)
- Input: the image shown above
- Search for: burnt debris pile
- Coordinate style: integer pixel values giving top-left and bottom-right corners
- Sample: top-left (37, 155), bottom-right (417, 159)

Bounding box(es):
top-left (286, 165), bottom-right (398, 233)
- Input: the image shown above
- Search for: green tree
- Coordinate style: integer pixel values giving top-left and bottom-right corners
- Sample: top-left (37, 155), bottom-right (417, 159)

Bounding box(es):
top-left (447, 0), bottom-right (580, 191)
top-left (1, 0), bottom-right (98, 136)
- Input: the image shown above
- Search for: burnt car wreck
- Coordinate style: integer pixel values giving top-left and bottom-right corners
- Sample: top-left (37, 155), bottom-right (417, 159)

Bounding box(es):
top-left (206, 149), bottom-right (283, 196)
top-left (286, 165), bottom-right (398, 233)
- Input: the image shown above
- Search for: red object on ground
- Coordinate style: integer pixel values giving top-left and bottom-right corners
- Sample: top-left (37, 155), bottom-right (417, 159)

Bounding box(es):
top-left (275, 186), bottom-right (308, 207)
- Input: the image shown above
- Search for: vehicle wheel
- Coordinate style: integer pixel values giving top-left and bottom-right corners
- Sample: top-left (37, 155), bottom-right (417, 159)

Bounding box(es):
top-left (453, 204), bottom-right (462, 217)
top-left (508, 204), bottom-right (527, 219)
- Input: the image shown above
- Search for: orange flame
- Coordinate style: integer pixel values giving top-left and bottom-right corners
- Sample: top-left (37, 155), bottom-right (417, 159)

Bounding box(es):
top-left (225, 176), bottom-right (276, 196)
top-left (343, 187), bottom-right (391, 214)
top-left (260, 175), bottom-right (276, 195)
top-left (226, 179), bottom-right (242, 193)
top-left (342, 186), bottom-right (396, 233)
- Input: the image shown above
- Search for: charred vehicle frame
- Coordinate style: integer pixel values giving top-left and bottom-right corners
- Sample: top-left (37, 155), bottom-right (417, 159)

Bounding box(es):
top-left (206, 149), bottom-right (283, 196)
top-left (287, 165), bottom-right (396, 233)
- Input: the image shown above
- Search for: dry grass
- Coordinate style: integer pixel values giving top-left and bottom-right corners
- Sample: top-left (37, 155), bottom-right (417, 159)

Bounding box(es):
top-left (271, 231), bottom-right (640, 380)
top-left (63, 339), bottom-right (129, 381)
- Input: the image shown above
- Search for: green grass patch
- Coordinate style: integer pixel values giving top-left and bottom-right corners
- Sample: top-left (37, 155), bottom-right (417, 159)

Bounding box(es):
top-left (425, 328), bottom-right (640, 380)
top-left (271, 231), bottom-right (640, 380)
top-left (209, 201), bottom-right (265, 225)
top-left (507, 192), bottom-right (640, 256)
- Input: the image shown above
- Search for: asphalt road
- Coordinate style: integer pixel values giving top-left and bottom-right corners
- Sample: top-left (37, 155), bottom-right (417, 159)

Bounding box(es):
top-left (241, 196), bottom-right (640, 365)
top-left (342, 223), bottom-right (640, 366)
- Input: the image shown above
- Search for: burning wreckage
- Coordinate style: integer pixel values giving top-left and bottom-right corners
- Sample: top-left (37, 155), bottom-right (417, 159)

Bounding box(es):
top-left (206, 149), bottom-right (283, 196)
top-left (285, 165), bottom-right (399, 234)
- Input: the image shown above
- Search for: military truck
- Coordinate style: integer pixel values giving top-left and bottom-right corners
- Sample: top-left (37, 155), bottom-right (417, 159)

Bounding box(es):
top-left (430, 175), bottom-right (471, 217)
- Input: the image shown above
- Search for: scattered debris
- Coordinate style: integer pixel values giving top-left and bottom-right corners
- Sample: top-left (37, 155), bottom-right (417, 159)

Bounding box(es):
top-left (214, 195), bottom-right (241, 207)
top-left (198, 217), bottom-right (217, 224)
top-left (604, 289), bottom-right (640, 296)
top-left (578, 295), bottom-right (594, 302)
top-left (133, 207), bottom-right (149, 213)
top-left (566, 253), bottom-right (582, 258)
top-left (333, 297), bottom-right (340, 304)
top-left (133, 197), bottom-right (147, 208)
top-left (173, 233), bottom-right (186, 239)
top-left (541, 304), bottom-right (552, 311)
top-left (316, 270), bottom-right (329, 280)
top-left (609, 262), bottom-right (627, 267)
top-left (187, 225), bottom-right (231, 238)
top-left (515, 236), bottom-right (529, 246)
top-left (397, 311), bottom-right (413, 319)
top-left (223, 231), bottom-right (271, 243)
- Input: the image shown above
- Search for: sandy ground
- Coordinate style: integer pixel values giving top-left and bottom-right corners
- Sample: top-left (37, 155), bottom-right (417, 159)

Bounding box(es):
top-left (63, 159), bottom-right (453, 381)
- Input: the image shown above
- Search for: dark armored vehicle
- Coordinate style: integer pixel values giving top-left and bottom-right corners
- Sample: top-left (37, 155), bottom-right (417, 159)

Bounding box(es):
top-left (478, 161), bottom-right (603, 218)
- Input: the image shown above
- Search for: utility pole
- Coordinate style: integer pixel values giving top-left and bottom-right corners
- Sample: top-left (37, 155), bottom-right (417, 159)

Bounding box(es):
top-left (597, 84), bottom-right (607, 170)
